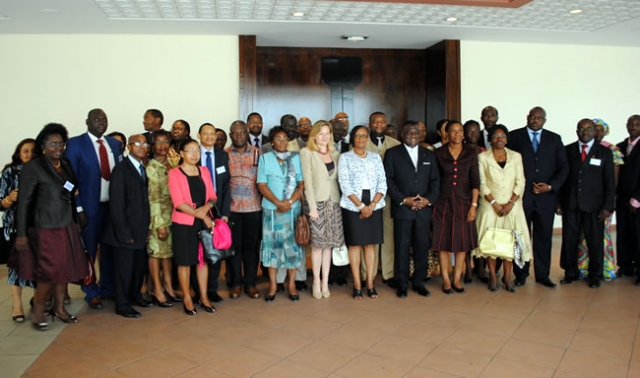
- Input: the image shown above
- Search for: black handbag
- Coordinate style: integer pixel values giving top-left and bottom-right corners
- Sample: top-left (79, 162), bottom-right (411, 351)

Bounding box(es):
top-left (198, 205), bottom-right (235, 264)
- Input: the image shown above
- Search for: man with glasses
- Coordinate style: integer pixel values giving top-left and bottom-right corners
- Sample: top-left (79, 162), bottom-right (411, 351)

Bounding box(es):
top-left (288, 116), bottom-right (312, 152)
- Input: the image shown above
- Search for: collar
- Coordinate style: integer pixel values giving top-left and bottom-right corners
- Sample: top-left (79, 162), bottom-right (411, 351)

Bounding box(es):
top-left (201, 146), bottom-right (215, 154)
top-left (526, 127), bottom-right (542, 137)
top-left (127, 154), bottom-right (144, 170)
top-left (87, 132), bottom-right (105, 144)
top-left (579, 140), bottom-right (594, 150)
top-left (371, 135), bottom-right (384, 145)
top-left (404, 144), bottom-right (418, 152)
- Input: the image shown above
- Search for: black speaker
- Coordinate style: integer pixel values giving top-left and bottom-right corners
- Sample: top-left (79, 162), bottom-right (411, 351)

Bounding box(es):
top-left (321, 57), bottom-right (363, 87)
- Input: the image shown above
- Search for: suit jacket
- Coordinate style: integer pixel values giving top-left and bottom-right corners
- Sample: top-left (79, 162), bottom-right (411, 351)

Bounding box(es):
top-left (616, 138), bottom-right (640, 201)
top-left (16, 157), bottom-right (77, 236)
top-left (434, 144), bottom-right (480, 201)
top-left (103, 157), bottom-right (150, 249)
top-left (561, 141), bottom-right (615, 213)
top-left (365, 136), bottom-right (401, 160)
top-left (384, 145), bottom-right (440, 220)
top-left (64, 133), bottom-right (123, 217)
top-left (168, 166), bottom-right (217, 225)
top-left (299, 147), bottom-right (341, 212)
top-left (508, 127), bottom-right (569, 209)
top-left (198, 148), bottom-right (231, 218)
top-left (478, 148), bottom-right (526, 202)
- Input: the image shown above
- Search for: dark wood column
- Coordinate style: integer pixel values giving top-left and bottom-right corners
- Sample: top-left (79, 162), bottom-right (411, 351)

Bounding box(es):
top-left (239, 35), bottom-right (257, 119)
top-left (425, 40), bottom-right (461, 136)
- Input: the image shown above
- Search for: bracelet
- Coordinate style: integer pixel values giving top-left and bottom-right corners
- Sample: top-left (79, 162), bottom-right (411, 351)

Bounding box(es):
top-left (490, 199), bottom-right (497, 205)
top-left (509, 199), bottom-right (516, 204)
top-left (357, 203), bottom-right (366, 210)
top-left (288, 199), bottom-right (293, 205)
top-left (471, 203), bottom-right (478, 207)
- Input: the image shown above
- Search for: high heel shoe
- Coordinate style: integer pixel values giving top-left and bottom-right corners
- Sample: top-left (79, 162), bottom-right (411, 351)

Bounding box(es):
top-left (153, 297), bottom-right (173, 308)
top-left (51, 312), bottom-right (79, 324)
top-left (352, 288), bottom-right (363, 300)
top-left (452, 285), bottom-right (465, 294)
top-left (165, 293), bottom-right (183, 303)
top-left (502, 277), bottom-right (516, 293)
top-left (32, 321), bottom-right (48, 331)
top-left (312, 288), bottom-right (322, 299)
top-left (198, 301), bottom-right (216, 313)
top-left (264, 293), bottom-right (276, 302)
top-left (442, 286), bottom-right (454, 295)
top-left (183, 303), bottom-right (197, 315)
top-left (289, 294), bottom-right (300, 302)
top-left (322, 289), bottom-right (331, 298)
top-left (367, 287), bottom-right (378, 298)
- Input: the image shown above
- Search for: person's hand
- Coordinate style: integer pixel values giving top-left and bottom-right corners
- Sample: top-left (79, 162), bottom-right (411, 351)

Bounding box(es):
top-left (126, 239), bottom-right (134, 244)
top-left (359, 205), bottom-right (373, 219)
top-left (599, 209), bottom-right (612, 222)
top-left (500, 202), bottom-right (514, 216)
top-left (194, 205), bottom-right (210, 220)
top-left (467, 205), bottom-right (477, 222)
top-left (77, 211), bottom-right (88, 229)
top-left (275, 199), bottom-right (292, 213)
top-left (7, 189), bottom-right (18, 203)
top-left (203, 215), bottom-right (214, 229)
top-left (15, 236), bottom-right (28, 252)
top-left (533, 182), bottom-right (551, 194)
top-left (309, 209), bottom-right (319, 221)
top-left (221, 216), bottom-right (229, 223)
top-left (491, 202), bottom-right (503, 215)
top-left (157, 227), bottom-right (168, 241)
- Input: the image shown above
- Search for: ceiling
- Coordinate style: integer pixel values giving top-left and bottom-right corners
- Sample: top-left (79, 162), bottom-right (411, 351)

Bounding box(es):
top-left (0, 0), bottom-right (639, 49)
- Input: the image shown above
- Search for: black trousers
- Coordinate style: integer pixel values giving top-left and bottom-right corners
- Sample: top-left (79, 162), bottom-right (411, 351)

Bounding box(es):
top-left (393, 217), bottom-right (431, 289)
top-left (615, 202), bottom-right (640, 274)
top-left (113, 246), bottom-right (147, 311)
top-left (228, 211), bottom-right (262, 289)
top-left (560, 209), bottom-right (604, 280)
top-left (514, 205), bottom-right (555, 281)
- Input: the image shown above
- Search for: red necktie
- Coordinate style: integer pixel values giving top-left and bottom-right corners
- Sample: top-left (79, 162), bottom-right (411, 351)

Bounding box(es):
top-left (581, 144), bottom-right (588, 162)
top-left (97, 140), bottom-right (111, 180)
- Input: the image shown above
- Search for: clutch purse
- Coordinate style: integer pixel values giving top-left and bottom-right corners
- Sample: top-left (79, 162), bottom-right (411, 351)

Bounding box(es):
top-left (332, 245), bottom-right (349, 266)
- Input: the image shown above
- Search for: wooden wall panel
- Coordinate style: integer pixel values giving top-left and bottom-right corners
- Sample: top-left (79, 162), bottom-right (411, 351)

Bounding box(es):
top-left (239, 35), bottom-right (257, 120)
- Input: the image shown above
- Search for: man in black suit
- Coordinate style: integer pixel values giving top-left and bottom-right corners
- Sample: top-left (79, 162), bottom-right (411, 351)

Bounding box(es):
top-left (142, 109), bottom-right (165, 146)
top-left (104, 134), bottom-right (152, 318)
top-left (616, 114), bottom-right (640, 283)
top-left (197, 123), bottom-right (231, 303)
top-left (384, 121), bottom-right (440, 297)
top-left (479, 106), bottom-right (500, 149)
top-left (247, 112), bottom-right (269, 149)
top-left (508, 107), bottom-right (569, 287)
top-left (559, 119), bottom-right (615, 288)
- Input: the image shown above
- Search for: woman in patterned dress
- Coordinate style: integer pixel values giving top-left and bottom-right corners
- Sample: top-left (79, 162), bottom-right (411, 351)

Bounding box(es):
top-left (147, 131), bottom-right (180, 307)
top-left (576, 118), bottom-right (623, 280)
top-left (1, 138), bottom-right (36, 322)
top-left (257, 127), bottom-right (305, 302)
top-left (300, 120), bottom-right (344, 299)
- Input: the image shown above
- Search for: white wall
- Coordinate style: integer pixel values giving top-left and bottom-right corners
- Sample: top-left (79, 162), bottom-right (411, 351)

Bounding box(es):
top-left (0, 34), bottom-right (239, 163)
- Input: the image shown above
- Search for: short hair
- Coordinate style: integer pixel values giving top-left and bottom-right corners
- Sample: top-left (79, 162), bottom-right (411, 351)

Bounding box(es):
top-left (488, 124), bottom-right (509, 139)
top-left (268, 126), bottom-right (281, 140)
top-left (463, 120), bottom-right (480, 132)
top-left (230, 120), bottom-right (248, 129)
top-left (146, 109), bottom-right (164, 126)
top-left (402, 120), bottom-right (418, 132)
top-left (349, 125), bottom-right (369, 147)
top-left (180, 138), bottom-right (200, 152)
top-left (280, 114), bottom-right (297, 126)
top-left (35, 123), bottom-right (69, 157)
top-left (246, 112), bottom-right (262, 123)
top-left (150, 130), bottom-right (171, 158)
top-left (369, 111), bottom-right (386, 123)
top-left (198, 122), bottom-right (215, 134)
top-left (4, 138), bottom-right (36, 170)
top-left (216, 128), bottom-right (228, 139)
top-left (174, 119), bottom-right (191, 136)
top-left (436, 119), bottom-right (449, 131)
top-left (307, 120), bottom-right (335, 153)
top-left (107, 131), bottom-right (126, 143)
top-left (445, 120), bottom-right (462, 133)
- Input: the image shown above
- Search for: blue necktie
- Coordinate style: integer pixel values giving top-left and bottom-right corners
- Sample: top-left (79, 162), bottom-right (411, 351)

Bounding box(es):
top-left (206, 151), bottom-right (215, 187)
top-left (532, 131), bottom-right (539, 154)
top-left (139, 164), bottom-right (146, 182)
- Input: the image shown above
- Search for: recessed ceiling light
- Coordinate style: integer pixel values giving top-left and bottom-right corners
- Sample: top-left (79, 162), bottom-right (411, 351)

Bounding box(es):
top-left (445, 17), bottom-right (458, 22)
top-left (40, 8), bottom-right (59, 13)
top-left (569, 9), bottom-right (583, 14)
top-left (341, 35), bottom-right (368, 42)
top-left (291, 12), bottom-right (305, 17)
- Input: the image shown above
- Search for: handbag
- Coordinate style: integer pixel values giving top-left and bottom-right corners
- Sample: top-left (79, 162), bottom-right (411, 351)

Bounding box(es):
top-left (199, 205), bottom-right (235, 264)
top-left (213, 219), bottom-right (232, 250)
top-left (478, 216), bottom-right (521, 261)
top-left (295, 190), bottom-right (311, 246)
top-left (332, 245), bottom-right (349, 266)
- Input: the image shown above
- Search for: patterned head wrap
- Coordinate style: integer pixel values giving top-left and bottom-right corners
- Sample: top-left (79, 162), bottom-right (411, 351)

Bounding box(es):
top-left (592, 118), bottom-right (609, 136)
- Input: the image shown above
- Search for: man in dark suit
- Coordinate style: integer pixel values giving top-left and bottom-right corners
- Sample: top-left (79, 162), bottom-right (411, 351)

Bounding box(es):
top-left (103, 134), bottom-right (152, 318)
top-left (508, 107), bottom-right (569, 287)
top-left (559, 119), bottom-right (615, 288)
top-left (479, 106), bottom-right (500, 150)
top-left (384, 121), bottom-right (440, 297)
top-left (198, 123), bottom-right (231, 303)
top-left (142, 109), bottom-right (165, 146)
top-left (616, 114), bottom-right (640, 283)
top-left (64, 108), bottom-right (123, 310)
top-left (247, 112), bottom-right (269, 149)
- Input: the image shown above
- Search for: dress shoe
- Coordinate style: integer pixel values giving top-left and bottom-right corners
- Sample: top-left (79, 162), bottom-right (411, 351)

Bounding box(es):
top-left (367, 287), bottom-right (378, 298)
top-left (277, 283), bottom-right (285, 292)
top-left (229, 286), bottom-right (242, 299)
top-left (116, 307), bottom-right (141, 318)
top-left (536, 278), bottom-right (557, 288)
top-left (560, 277), bottom-right (575, 285)
top-left (463, 275), bottom-right (473, 284)
top-left (244, 286), bottom-right (261, 299)
top-left (442, 286), bottom-right (454, 295)
top-left (328, 278), bottom-right (336, 285)
top-left (452, 285), bottom-right (465, 294)
top-left (32, 321), bottom-right (49, 331)
top-left (134, 298), bottom-right (154, 308)
top-left (413, 285), bottom-right (431, 297)
top-left (295, 281), bottom-right (308, 291)
top-left (209, 292), bottom-right (224, 303)
top-left (514, 278), bottom-right (526, 286)
top-left (51, 312), bottom-right (79, 323)
top-left (588, 279), bottom-right (601, 288)
top-left (264, 293), bottom-right (276, 302)
top-left (396, 287), bottom-right (408, 298)
top-left (199, 301), bottom-right (216, 313)
top-left (289, 294), bottom-right (300, 302)
top-left (153, 298), bottom-right (173, 308)
top-left (335, 277), bottom-right (348, 286)
top-left (352, 288), bottom-right (363, 300)
top-left (88, 297), bottom-right (103, 310)
top-left (501, 277), bottom-right (516, 293)
top-left (322, 289), bottom-right (331, 298)
top-left (166, 293), bottom-right (183, 303)
top-left (383, 277), bottom-right (398, 289)
top-left (616, 268), bottom-right (634, 277)
top-left (183, 303), bottom-right (197, 315)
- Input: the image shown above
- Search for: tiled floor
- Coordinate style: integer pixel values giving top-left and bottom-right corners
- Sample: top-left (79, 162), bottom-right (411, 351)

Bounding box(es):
top-left (2, 234), bottom-right (639, 378)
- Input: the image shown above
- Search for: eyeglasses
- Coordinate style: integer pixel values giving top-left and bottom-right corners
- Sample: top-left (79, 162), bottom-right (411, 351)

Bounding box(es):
top-left (129, 141), bottom-right (150, 147)
top-left (273, 137), bottom-right (289, 142)
top-left (298, 124), bottom-right (312, 128)
top-left (354, 134), bottom-right (369, 139)
top-left (337, 117), bottom-right (348, 122)
top-left (45, 142), bottom-right (66, 149)
top-left (491, 134), bottom-right (507, 140)
top-left (155, 141), bottom-right (170, 145)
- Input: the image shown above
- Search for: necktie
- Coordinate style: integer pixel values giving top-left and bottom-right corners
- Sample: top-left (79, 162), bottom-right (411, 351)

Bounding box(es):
top-left (581, 144), bottom-right (588, 162)
top-left (628, 141), bottom-right (634, 156)
top-left (206, 151), bottom-right (216, 187)
top-left (97, 140), bottom-right (111, 180)
top-left (254, 137), bottom-right (260, 148)
top-left (139, 164), bottom-right (146, 182)
top-left (377, 137), bottom-right (383, 149)
top-left (532, 132), bottom-right (539, 154)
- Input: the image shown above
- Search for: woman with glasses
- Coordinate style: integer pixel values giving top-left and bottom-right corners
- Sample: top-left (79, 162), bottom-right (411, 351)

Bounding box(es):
top-left (474, 125), bottom-right (531, 292)
top-left (14, 123), bottom-right (88, 330)
top-left (168, 119), bottom-right (191, 168)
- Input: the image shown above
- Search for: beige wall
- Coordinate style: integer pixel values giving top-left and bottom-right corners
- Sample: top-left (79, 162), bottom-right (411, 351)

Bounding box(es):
top-left (0, 34), bottom-right (239, 163)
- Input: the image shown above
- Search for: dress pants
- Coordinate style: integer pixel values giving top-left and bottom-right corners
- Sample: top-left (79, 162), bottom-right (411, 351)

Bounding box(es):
top-left (113, 246), bottom-right (146, 311)
top-left (361, 196), bottom-right (394, 281)
top-left (394, 217), bottom-right (430, 289)
top-left (81, 202), bottom-right (115, 301)
top-left (229, 211), bottom-right (261, 288)
top-left (615, 202), bottom-right (639, 274)
top-left (560, 209), bottom-right (604, 280)
top-left (514, 205), bottom-right (555, 281)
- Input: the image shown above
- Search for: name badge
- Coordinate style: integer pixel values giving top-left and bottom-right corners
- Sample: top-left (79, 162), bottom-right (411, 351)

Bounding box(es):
top-left (590, 158), bottom-right (601, 166)
top-left (63, 181), bottom-right (75, 192)
top-left (216, 166), bottom-right (226, 174)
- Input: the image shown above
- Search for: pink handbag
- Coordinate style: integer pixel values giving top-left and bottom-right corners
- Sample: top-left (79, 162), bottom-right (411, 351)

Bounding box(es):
top-left (213, 217), bottom-right (233, 250)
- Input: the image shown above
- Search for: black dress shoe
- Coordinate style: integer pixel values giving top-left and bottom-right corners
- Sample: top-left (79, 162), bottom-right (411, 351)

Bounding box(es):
top-left (209, 292), bottom-right (224, 303)
top-left (276, 283), bottom-right (285, 292)
top-left (396, 288), bottom-right (408, 298)
top-left (166, 293), bottom-right (183, 303)
top-left (336, 278), bottom-right (348, 286)
top-left (536, 278), bottom-right (557, 288)
top-left (295, 281), bottom-right (308, 291)
top-left (153, 298), bottom-right (173, 308)
top-left (199, 301), bottom-right (216, 313)
top-left (442, 286), bottom-right (454, 295)
top-left (514, 278), bottom-right (526, 286)
top-left (588, 279), bottom-right (601, 288)
top-left (134, 298), bottom-right (154, 308)
top-left (560, 277), bottom-right (575, 285)
top-left (289, 294), bottom-right (300, 302)
top-left (264, 293), bottom-right (276, 302)
top-left (116, 307), bottom-right (141, 318)
top-left (88, 297), bottom-right (103, 310)
top-left (452, 285), bottom-right (465, 293)
top-left (413, 285), bottom-right (431, 297)
top-left (383, 277), bottom-right (398, 289)
top-left (182, 304), bottom-right (197, 315)
top-left (616, 269), bottom-right (634, 277)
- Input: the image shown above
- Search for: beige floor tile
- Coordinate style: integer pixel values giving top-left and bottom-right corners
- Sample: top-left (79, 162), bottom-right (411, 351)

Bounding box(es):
top-left (200, 345), bottom-right (279, 377)
top-left (240, 329), bottom-right (314, 358)
top-left (114, 350), bottom-right (197, 377)
top-left (413, 310), bottom-right (476, 328)
top-left (279, 316), bottom-right (343, 340)
top-left (392, 321), bottom-right (457, 345)
top-left (252, 359), bottom-right (329, 378)
top-left (419, 345), bottom-right (492, 377)
top-left (569, 330), bottom-right (634, 360)
top-left (497, 338), bottom-right (566, 369)
top-left (366, 335), bottom-right (437, 364)
top-left (459, 314), bottom-right (522, 338)
top-left (172, 366), bottom-right (232, 378)
top-left (0, 354), bottom-right (39, 378)
top-left (557, 349), bottom-right (629, 378)
top-left (334, 352), bottom-right (413, 378)
top-left (443, 329), bottom-right (509, 356)
top-left (27, 354), bottom-right (111, 378)
top-left (404, 366), bottom-right (466, 378)
top-left (286, 340), bottom-right (361, 373)
top-left (524, 310), bottom-right (584, 331)
top-left (83, 340), bottom-right (163, 370)
top-left (478, 357), bottom-right (554, 378)
top-left (512, 322), bottom-right (577, 348)
top-left (320, 324), bottom-right (388, 351)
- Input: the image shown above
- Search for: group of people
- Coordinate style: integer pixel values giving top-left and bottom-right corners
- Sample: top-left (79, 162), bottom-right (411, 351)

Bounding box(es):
top-left (1, 104), bottom-right (637, 331)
